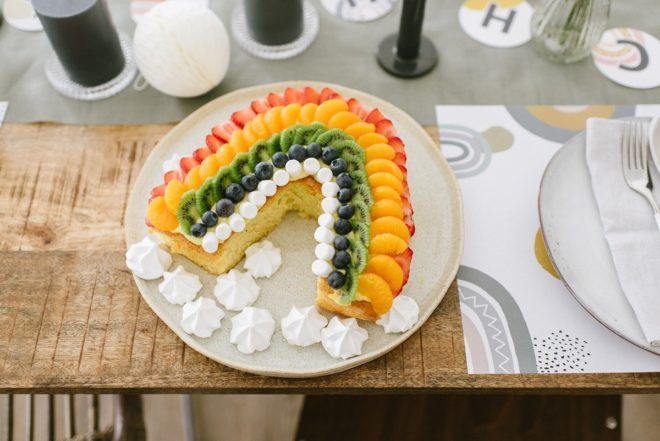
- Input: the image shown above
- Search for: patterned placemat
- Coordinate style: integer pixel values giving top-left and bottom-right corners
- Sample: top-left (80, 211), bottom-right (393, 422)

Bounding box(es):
top-left (436, 105), bottom-right (660, 374)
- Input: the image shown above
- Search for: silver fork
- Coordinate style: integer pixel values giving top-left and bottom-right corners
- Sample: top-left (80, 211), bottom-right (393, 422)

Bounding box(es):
top-left (622, 120), bottom-right (660, 230)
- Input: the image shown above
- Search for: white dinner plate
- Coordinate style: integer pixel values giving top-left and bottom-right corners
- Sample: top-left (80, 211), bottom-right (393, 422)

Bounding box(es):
top-left (539, 118), bottom-right (660, 355)
top-left (125, 81), bottom-right (464, 377)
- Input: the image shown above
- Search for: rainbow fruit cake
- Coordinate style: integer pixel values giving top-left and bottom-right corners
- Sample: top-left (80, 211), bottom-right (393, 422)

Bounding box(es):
top-left (146, 86), bottom-right (414, 321)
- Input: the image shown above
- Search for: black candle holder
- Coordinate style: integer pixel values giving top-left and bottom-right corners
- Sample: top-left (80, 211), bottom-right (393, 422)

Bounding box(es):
top-left (377, 0), bottom-right (438, 78)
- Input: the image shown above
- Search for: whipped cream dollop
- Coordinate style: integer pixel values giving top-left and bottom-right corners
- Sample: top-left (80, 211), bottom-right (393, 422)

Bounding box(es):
top-left (321, 317), bottom-right (368, 359)
top-left (214, 269), bottom-right (260, 311)
top-left (230, 307), bottom-right (276, 354)
top-left (376, 295), bottom-right (419, 334)
top-left (158, 265), bottom-right (202, 305)
top-left (181, 297), bottom-right (224, 338)
top-left (281, 306), bottom-right (328, 347)
top-left (125, 236), bottom-right (172, 280)
top-left (244, 240), bottom-right (282, 278)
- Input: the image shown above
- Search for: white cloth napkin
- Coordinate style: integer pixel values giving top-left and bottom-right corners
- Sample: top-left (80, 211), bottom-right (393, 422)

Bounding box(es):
top-left (586, 118), bottom-right (660, 347)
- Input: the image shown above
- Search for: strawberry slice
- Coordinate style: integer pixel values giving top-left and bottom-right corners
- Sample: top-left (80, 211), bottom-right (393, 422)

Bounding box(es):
top-left (303, 86), bottom-right (321, 104)
top-left (347, 98), bottom-right (368, 120)
top-left (319, 87), bottom-right (342, 102)
top-left (402, 196), bottom-right (414, 218)
top-left (193, 146), bottom-right (213, 162)
top-left (393, 152), bottom-right (407, 168)
top-left (150, 183), bottom-right (167, 200)
top-left (284, 87), bottom-right (305, 104)
top-left (230, 107), bottom-right (256, 128)
top-left (180, 156), bottom-right (200, 174)
top-left (393, 248), bottom-right (413, 295)
top-left (251, 99), bottom-right (271, 114)
top-left (163, 170), bottom-right (181, 183)
top-left (205, 134), bottom-right (223, 153)
top-left (388, 137), bottom-right (405, 154)
top-left (267, 92), bottom-right (285, 107)
top-left (366, 108), bottom-right (385, 124)
top-left (145, 217), bottom-right (154, 228)
top-left (375, 119), bottom-right (397, 138)
top-left (211, 121), bottom-right (238, 143)
top-left (398, 164), bottom-right (408, 179)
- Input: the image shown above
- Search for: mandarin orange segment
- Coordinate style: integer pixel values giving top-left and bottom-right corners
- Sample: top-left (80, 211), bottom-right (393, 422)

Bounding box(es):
top-left (372, 186), bottom-right (402, 203)
top-left (183, 166), bottom-right (203, 189)
top-left (366, 143), bottom-right (396, 162)
top-left (368, 172), bottom-right (404, 194)
top-left (357, 132), bottom-right (388, 148)
top-left (328, 111), bottom-right (362, 130)
top-left (216, 144), bottom-right (236, 165)
top-left (369, 233), bottom-right (408, 256)
top-left (199, 154), bottom-right (220, 180)
top-left (281, 103), bottom-right (302, 127)
top-left (357, 273), bottom-right (393, 315)
top-left (229, 130), bottom-right (247, 153)
top-left (365, 255), bottom-right (404, 292)
top-left (314, 99), bottom-right (348, 125)
top-left (265, 106), bottom-right (284, 133)
top-left (370, 216), bottom-right (410, 242)
top-left (250, 113), bottom-right (270, 139)
top-left (366, 158), bottom-right (404, 180)
top-left (299, 103), bottom-right (318, 124)
top-left (164, 179), bottom-right (188, 214)
top-left (147, 196), bottom-right (179, 231)
top-left (345, 122), bottom-right (375, 140)
top-left (371, 199), bottom-right (404, 220)
top-left (242, 122), bottom-right (258, 147)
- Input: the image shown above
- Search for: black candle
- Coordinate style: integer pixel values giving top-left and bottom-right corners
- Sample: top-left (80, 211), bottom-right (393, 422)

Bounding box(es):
top-left (396, 0), bottom-right (426, 60)
top-left (33, 0), bottom-right (125, 87)
top-left (244, 0), bottom-right (304, 46)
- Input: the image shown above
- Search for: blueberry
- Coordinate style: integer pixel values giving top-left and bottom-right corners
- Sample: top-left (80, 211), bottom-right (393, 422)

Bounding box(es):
top-left (255, 162), bottom-right (274, 180)
top-left (321, 147), bottom-right (340, 164)
top-left (330, 158), bottom-right (347, 176)
top-left (225, 183), bottom-right (245, 203)
top-left (241, 174), bottom-right (259, 192)
top-left (272, 152), bottom-right (288, 168)
top-left (334, 235), bottom-right (349, 251)
top-left (328, 271), bottom-right (346, 289)
top-left (215, 199), bottom-right (235, 217)
top-left (337, 188), bottom-right (353, 203)
top-left (334, 218), bottom-right (352, 235)
top-left (288, 144), bottom-right (307, 161)
top-left (332, 251), bottom-right (351, 269)
top-left (307, 142), bottom-right (322, 158)
top-left (337, 204), bottom-right (355, 219)
top-left (201, 211), bottom-right (218, 227)
top-left (336, 172), bottom-right (353, 189)
top-left (190, 223), bottom-right (207, 238)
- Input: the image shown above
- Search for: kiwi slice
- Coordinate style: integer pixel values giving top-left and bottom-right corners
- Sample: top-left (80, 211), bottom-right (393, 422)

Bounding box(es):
top-left (339, 267), bottom-right (359, 305)
top-left (212, 167), bottom-right (238, 200)
top-left (266, 133), bottom-right (282, 156)
top-left (195, 177), bottom-right (216, 215)
top-left (351, 199), bottom-right (370, 224)
top-left (350, 241), bottom-right (369, 273)
top-left (352, 183), bottom-right (374, 208)
top-left (334, 140), bottom-right (365, 162)
top-left (344, 155), bottom-right (365, 177)
top-left (230, 152), bottom-right (253, 179)
top-left (316, 128), bottom-right (352, 146)
top-left (349, 169), bottom-right (368, 187)
top-left (351, 221), bottom-right (371, 249)
top-left (309, 127), bottom-right (327, 144)
top-left (294, 122), bottom-right (326, 145)
top-left (279, 124), bottom-right (300, 153)
top-left (249, 140), bottom-right (271, 169)
top-left (176, 190), bottom-right (199, 235)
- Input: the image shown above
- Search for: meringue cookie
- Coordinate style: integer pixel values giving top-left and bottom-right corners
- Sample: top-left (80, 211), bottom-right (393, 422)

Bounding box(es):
top-left (321, 317), bottom-right (368, 359)
top-left (322, 181), bottom-right (340, 198)
top-left (314, 226), bottom-right (335, 244)
top-left (230, 307), bottom-right (276, 354)
top-left (285, 159), bottom-right (303, 179)
top-left (321, 197), bottom-right (340, 214)
top-left (318, 213), bottom-right (335, 229)
top-left (202, 232), bottom-right (219, 253)
top-left (244, 240), bottom-right (282, 278)
top-left (258, 179), bottom-right (277, 196)
top-left (162, 153), bottom-right (183, 173)
top-left (311, 259), bottom-right (333, 277)
top-left (376, 295), bottom-right (419, 333)
top-left (229, 213), bottom-right (246, 232)
top-left (214, 269), bottom-right (260, 311)
top-left (248, 190), bottom-right (267, 207)
top-left (315, 167), bottom-right (333, 184)
top-left (303, 158), bottom-right (320, 175)
top-left (215, 223), bottom-right (232, 241)
top-left (125, 236), bottom-right (172, 280)
top-left (281, 306), bottom-right (328, 347)
top-left (273, 169), bottom-right (290, 187)
top-left (158, 266), bottom-right (202, 305)
top-left (181, 297), bottom-right (224, 338)
top-left (315, 243), bottom-right (335, 261)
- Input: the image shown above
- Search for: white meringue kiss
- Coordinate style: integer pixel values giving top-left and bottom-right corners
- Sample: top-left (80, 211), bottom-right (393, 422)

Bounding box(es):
top-left (229, 213), bottom-right (246, 232)
top-left (317, 213), bottom-right (335, 229)
top-left (230, 307), bottom-right (275, 354)
top-left (321, 317), bottom-right (368, 359)
top-left (281, 306), bottom-right (328, 347)
top-left (125, 236), bottom-right (172, 280)
top-left (158, 265), bottom-right (202, 305)
top-left (314, 226), bottom-right (335, 244)
top-left (376, 295), bottom-right (419, 333)
top-left (273, 169), bottom-right (290, 187)
top-left (181, 297), bottom-right (224, 338)
top-left (303, 158), bottom-right (321, 175)
top-left (321, 197), bottom-right (340, 214)
top-left (202, 232), bottom-right (219, 253)
top-left (214, 269), bottom-right (260, 311)
top-left (257, 180), bottom-right (277, 197)
top-left (248, 190), bottom-right (267, 207)
top-left (315, 167), bottom-right (333, 184)
top-left (244, 240), bottom-right (282, 278)
top-left (285, 159), bottom-right (303, 179)
top-left (315, 243), bottom-right (335, 261)
top-left (215, 223), bottom-right (232, 241)
top-left (311, 259), bottom-right (333, 277)
top-left (321, 181), bottom-right (340, 198)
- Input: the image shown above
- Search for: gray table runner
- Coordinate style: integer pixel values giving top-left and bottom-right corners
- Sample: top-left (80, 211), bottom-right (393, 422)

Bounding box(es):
top-left (0, 0), bottom-right (658, 126)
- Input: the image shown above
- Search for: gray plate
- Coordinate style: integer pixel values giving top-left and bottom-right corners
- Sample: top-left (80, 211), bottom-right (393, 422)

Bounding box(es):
top-left (539, 119), bottom-right (660, 355)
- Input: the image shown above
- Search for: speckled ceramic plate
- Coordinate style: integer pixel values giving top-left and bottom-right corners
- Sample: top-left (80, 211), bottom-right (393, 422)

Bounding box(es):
top-left (124, 81), bottom-right (463, 377)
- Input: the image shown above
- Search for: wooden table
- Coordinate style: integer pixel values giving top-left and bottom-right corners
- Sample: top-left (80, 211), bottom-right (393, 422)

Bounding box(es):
top-left (1, 123), bottom-right (659, 395)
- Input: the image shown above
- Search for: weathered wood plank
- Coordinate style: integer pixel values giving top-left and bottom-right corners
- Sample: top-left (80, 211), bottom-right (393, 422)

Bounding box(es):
top-left (0, 123), bottom-right (658, 393)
